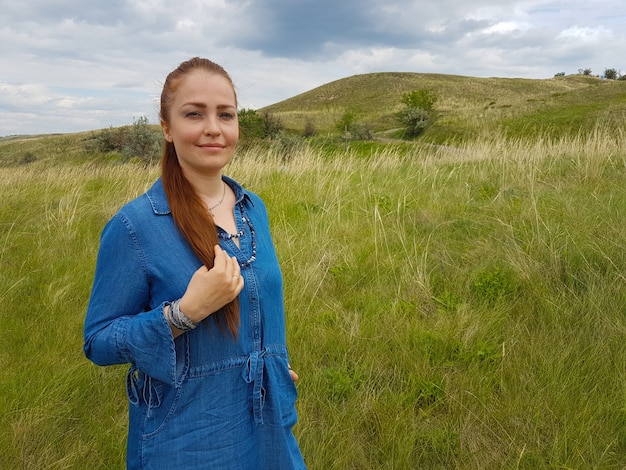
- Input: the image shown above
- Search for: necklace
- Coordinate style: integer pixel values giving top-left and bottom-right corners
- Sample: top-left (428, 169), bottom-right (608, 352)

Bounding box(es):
top-left (207, 182), bottom-right (226, 214)
top-left (218, 202), bottom-right (257, 267)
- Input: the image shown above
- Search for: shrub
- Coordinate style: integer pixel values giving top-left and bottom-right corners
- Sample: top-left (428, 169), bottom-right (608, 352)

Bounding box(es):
top-left (122, 116), bottom-right (162, 163)
top-left (303, 119), bottom-right (316, 138)
top-left (262, 112), bottom-right (284, 138)
top-left (91, 116), bottom-right (162, 163)
top-left (238, 108), bottom-right (265, 140)
top-left (346, 122), bottom-right (374, 141)
top-left (398, 107), bottom-right (430, 138)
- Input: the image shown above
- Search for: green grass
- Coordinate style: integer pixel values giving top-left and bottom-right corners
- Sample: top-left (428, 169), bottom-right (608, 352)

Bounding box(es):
top-left (2, 127), bottom-right (624, 468)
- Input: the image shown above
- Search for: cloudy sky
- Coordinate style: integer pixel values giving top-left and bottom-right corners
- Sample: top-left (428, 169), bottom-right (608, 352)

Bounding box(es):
top-left (1, 0), bottom-right (624, 136)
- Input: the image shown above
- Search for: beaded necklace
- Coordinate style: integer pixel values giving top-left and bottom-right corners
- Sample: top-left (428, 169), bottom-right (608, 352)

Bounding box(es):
top-left (218, 202), bottom-right (257, 267)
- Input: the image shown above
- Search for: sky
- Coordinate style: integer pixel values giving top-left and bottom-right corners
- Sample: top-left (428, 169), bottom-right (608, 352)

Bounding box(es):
top-left (1, 0), bottom-right (624, 136)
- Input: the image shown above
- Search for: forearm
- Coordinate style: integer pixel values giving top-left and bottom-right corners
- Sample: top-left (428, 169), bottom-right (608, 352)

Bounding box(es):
top-left (84, 304), bottom-right (178, 385)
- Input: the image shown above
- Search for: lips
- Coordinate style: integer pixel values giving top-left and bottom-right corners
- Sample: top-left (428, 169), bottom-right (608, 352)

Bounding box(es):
top-left (199, 143), bottom-right (225, 149)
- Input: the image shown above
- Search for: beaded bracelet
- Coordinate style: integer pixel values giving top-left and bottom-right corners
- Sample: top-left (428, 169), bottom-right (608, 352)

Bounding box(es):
top-left (167, 299), bottom-right (198, 331)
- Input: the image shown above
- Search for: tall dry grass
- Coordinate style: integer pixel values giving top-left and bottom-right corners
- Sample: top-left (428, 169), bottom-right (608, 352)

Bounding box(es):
top-left (1, 128), bottom-right (625, 468)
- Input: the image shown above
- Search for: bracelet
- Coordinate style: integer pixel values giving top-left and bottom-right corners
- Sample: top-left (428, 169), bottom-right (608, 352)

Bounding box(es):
top-left (167, 299), bottom-right (198, 331)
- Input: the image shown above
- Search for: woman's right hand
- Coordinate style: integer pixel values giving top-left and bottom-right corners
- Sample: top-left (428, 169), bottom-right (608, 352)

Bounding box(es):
top-left (178, 245), bottom-right (244, 323)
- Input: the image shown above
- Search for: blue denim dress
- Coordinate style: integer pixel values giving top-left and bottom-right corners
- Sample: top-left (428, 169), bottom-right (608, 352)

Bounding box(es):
top-left (84, 177), bottom-right (306, 469)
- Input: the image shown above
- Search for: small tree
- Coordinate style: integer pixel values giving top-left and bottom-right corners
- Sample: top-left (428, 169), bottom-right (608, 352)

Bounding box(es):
top-left (603, 68), bottom-right (619, 80)
top-left (401, 89), bottom-right (438, 112)
top-left (335, 111), bottom-right (357, 134)
top-left (397, 89), bottom-right (438, 139)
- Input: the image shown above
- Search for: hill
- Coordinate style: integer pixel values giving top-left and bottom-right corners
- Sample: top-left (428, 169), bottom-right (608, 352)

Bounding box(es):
top-left (2, 72), bottom-right (626, 167)
top-left (261, 72), bottom-right (626, 141)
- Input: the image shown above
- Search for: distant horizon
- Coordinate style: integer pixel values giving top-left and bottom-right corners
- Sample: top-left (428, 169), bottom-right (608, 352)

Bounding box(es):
top-left (4, 68), bottom-right (620, 139)
top-left (2, 0), bottom-right (624, 135)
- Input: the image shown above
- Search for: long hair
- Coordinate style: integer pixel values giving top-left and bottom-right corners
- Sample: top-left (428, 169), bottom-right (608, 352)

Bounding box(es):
top-left (160, 57), bottom-right (239, 338)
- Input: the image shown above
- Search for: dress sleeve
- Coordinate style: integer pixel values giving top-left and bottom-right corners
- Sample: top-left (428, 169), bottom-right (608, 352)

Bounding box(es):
top-left (83, 213), bottom-right (178, 386)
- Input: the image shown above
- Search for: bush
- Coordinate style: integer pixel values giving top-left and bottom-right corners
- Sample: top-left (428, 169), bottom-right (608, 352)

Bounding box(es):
top-left (346, 122), bottom-right (374, 141)
top-left (398, 107), bottom-right (430, 138)
top-left (123, 116), bottom-right (162, 163)
top-left (91, 116), bottom-right (162, 163)
top-left (262, 112), bottom-right (284, 138)
top-left (303, 119), bottom-right (316, 138)
top-left (238, 108), bottom-right (265, 140)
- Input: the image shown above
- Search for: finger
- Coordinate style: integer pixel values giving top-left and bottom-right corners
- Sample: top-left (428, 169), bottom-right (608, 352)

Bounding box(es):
top-left (230, 260), bottom-right (242, 284)
top-left (231, 255), bottom-right (241, 272)
top-left (288, 365), bottom-right (299, 382)
top-left (213, 245), bottom-right (227, 269)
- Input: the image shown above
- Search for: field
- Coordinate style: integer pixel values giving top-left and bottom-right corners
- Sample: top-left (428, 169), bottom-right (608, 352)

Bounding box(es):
top-left (1, 72), bottom-right (626, 468)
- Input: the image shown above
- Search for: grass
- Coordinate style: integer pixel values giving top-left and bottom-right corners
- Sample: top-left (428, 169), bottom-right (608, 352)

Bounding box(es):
top-left (2, 126), bottom-right (624, 468)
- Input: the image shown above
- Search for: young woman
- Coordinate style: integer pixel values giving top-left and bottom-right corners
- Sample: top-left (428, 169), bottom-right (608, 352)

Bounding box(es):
top-left (84, 57), bottom-right (306, 469)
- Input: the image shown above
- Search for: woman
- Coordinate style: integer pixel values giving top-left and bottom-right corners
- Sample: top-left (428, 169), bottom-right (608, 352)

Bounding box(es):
top-left (84, 57), bottom-right (306, 469)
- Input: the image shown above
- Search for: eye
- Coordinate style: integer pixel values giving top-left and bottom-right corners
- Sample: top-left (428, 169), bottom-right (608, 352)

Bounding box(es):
top-left (219, 112), bottom-right (236, 120)
top-left (185, 111), bottom-right (203, 118)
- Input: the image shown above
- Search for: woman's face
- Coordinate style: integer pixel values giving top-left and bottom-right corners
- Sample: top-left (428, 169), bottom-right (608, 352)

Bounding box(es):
top-left (161, 70), bottom-right (239, 179)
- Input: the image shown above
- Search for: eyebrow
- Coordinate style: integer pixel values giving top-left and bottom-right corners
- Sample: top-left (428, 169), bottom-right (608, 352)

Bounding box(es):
top-left (180, 102), bottom-right (236, 109)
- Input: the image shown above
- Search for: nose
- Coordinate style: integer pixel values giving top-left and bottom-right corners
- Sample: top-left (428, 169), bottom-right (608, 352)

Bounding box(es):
top-left (203, 117), bottom-right (221, 136)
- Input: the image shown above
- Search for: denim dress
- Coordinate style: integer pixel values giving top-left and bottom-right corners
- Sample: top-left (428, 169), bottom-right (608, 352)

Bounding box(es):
top-left (84, 177), bottom-right (306, 469)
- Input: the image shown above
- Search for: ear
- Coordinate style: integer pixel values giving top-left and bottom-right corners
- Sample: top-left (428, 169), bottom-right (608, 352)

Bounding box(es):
top-left (161, 120), bottom-right (173, 142)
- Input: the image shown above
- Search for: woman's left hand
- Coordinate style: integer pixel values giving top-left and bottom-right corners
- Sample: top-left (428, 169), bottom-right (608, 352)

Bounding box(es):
top-left (288, 364), bottom-right (299, 382)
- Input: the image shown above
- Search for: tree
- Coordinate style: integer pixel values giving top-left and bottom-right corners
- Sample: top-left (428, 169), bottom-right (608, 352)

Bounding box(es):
top-left (603, 68), bottom-right (619, 80)
top-left (397, 89), bottom-right (438, 139)
top-left (335, 111), bottom-right (357, 134)
top-left (401, 89), bottom-right (438, 112)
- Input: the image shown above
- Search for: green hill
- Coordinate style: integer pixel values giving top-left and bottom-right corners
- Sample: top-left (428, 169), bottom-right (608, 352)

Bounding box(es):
top-left (261, 72), bottom-right (626, 141)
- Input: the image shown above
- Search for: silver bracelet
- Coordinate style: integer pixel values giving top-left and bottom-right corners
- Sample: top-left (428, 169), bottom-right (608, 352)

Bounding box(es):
top-left (168, 299), bottom-right (198, 331)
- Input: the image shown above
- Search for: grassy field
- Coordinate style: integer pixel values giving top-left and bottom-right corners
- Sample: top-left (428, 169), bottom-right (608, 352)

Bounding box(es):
top-left (1, 124), bottom-right (625, 468)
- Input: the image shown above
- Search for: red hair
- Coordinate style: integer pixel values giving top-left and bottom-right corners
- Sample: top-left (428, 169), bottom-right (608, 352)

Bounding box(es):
top-left (160, 58), bottom-right (239, 338)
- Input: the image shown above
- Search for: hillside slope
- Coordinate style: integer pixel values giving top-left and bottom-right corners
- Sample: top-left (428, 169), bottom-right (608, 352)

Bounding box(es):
top-left (261, 72), bottom-right (626, 141)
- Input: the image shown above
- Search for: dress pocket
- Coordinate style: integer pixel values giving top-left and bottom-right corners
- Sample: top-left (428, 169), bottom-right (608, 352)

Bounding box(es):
top-left (262, 356), bottom-right (299, 428)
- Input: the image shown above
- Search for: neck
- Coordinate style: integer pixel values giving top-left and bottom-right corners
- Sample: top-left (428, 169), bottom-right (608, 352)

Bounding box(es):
top-left (183, 170), bottom-right (224, 200)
